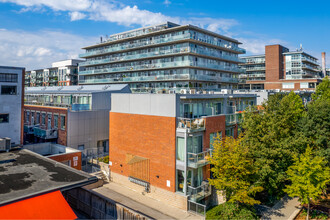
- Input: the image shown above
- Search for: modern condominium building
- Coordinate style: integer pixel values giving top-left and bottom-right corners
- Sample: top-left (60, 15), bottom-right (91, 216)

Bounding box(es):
top-left (79, 22), bottom-right (245, 93)
top-left (25, 59), bottom-right (83, 87)
top-left (0, 66), bottom-right (25, 147)
top-left (239, 45), bottom-right (322, 90)
top-left (23, 84), bottom-right (131, 157)
top-left (109, 93), bottom-right (256, 213)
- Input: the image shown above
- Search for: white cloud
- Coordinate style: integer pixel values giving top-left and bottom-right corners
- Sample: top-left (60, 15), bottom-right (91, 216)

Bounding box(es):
top-left (0, 28), bottom-right (95, 70)
top-left (163, 0), bottom-right (171, 6)
top-left (0, 0), bottom-right (237, 34)
top-left (238, 38), bottom-right (288, 55)
top-left (69, 11), bottom-right (86, 21)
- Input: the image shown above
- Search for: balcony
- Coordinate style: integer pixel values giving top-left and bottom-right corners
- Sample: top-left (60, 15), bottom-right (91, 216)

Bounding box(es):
top-left (187, 182), bottom-right (212, 202)
top-left (177, 117), bottom-right (205, 132)
top-left (24, 124), bottom-right (35, 134)
top-left (225, 113), bottom-right (243, 125)
top-left (33, 127), bottom-right (58, 139)
top-left (301, 57), bottom-right (319, 65)
top-left (187, 149), bottom-right (212, 168)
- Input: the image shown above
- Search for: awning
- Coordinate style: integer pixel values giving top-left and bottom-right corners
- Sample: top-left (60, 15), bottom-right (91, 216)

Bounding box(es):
top-left (0, 191), bottom-right (77, 219)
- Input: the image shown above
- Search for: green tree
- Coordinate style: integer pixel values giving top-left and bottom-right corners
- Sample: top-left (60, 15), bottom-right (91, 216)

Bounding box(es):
top-left (242, 92), bottom-right (308, 200)
top-left (284, 146), bottom-right (330, 220)
top-left (311, 77), bottom-right (330, 101)
top-left (299, 78), bottom-right (330, 165)
top-left (209, 134), bottom-right (263, 205)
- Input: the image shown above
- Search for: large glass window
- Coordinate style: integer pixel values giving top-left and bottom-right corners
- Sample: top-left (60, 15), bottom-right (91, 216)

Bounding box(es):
top-left (0, 114), bottom-right (9, 123)
top-left (187, 135), bottom-right (203, 153)
top-left (176, 170), bottom-right (185, 193)
top-left (36, 112), bottom-right (40, 124)
top-left (176, 137), bottom-right (185, 161)
top-left (1, 85), bottom-right (17, 95)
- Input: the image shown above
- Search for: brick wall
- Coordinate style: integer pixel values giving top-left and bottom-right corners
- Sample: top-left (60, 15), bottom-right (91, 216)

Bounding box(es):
top-left (49, 151), bottom-right (82, 170)
top-left (265, 44), bottom-right (285, 82)
top-left (24, 105), bottom-right (68, 146)
top-left (109, 112), bottom-right (176, 192)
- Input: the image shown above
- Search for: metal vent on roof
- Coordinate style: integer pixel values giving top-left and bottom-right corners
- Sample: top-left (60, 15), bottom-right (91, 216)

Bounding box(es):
top-left (77, 86), bottom-right (84, 91)
top-left (57, 86), bottom-right (64, 91)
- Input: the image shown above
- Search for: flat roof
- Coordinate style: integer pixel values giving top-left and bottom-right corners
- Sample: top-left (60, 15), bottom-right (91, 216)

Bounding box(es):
top-left (283, 51), bottom-right (318, 60)
top-left (0, 66), bottom-right (25, 70)
top-left (179, 93), bottom-right (257, 99)
top-left (25, 84), bottom-right (130, 94)
top-left (0, 149), bottom-right (97, 206)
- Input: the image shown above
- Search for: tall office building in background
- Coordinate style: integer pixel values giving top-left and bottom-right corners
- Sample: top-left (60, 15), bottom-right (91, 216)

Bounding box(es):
top-left (79, 22), bottom-right (245, 93)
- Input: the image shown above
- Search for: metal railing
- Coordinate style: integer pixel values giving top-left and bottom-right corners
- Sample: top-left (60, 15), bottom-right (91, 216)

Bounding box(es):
top-left (187, 149), bottom-right (212, 168)
top-left (34, 127), bottom-right (58, 139)
top-left (177, 117), bottom-right (205, 131)
top-left (187, 183), bottom-right (212, 202)
top-left (188, 200), bottom-right (207, 216)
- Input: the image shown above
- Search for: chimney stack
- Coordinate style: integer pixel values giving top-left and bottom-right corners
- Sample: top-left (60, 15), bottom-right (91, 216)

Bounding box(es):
top-left (322, 52), bottom-right (326, 77)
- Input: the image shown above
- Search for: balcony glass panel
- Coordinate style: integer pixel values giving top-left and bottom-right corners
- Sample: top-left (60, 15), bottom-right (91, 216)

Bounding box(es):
top-left (187, 149), bottom-right (212, 168)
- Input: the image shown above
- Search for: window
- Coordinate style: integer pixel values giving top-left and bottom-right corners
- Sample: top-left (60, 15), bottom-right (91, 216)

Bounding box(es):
top-left (226, 127), bottom-right (234, 137)
top-left (26, 111), bottom-right (30, 123)
top-left (1, 85), bottom-right (17, 95)
top-left (187, 135), bottom-right (203, 153)
top-left (0, 73), bottom-right (18, 82)
top-left (0, 114), bottom-right (9, 123)
top-left (36, 112), bottom-right (40, 124)
top-left (176, 137), bottom-right (185, 161)
top-left (282, 83), bottom-right (294, 89)
top-left (41, 113), bottom-right (46, 125)
top-left (60, 115), bottom-right (66, 129)
top-left (210, 131), bottom-right (222, 149)
top-left (78, 145), bottom-right (84, 151)
top-left (54, 115), bottom-right (58, 128)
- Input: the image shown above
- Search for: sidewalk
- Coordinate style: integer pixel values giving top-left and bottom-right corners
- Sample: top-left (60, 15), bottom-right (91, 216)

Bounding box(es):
top-left (93, 182), bottom-right (204, 220)
top-left (260, 196), bottom-right (301, 220)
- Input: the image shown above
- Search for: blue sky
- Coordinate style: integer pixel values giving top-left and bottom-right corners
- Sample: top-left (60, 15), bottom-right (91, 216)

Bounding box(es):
top-left (0, 0), bottom-right (329, 70)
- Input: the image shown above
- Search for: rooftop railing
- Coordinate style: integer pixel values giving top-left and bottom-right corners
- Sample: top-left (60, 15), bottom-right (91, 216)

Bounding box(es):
top-left (80, 33), bottom-right (245, 58)
top-left (34, 127), bottom-right (58, 139)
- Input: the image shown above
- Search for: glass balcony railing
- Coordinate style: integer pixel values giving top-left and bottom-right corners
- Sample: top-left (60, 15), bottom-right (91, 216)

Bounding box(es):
top-left (225, 113), bottom-right (243, 125)
top-left (245, 66), bottom-right (266, 71)
top-left (79, 61), bottom-right (242, 76)
top-left (24, 124), bottom-right (35, 134)
top-left (187, 149), bottom-right (212, 168)
top-left (301, 57), bottom-right (318, 65)
top-left (80, 47), bottom-right (242, 67)
top-left (34, 127), bottom-right (58, 139)
top-left (80, 33), bottom-right (246, 58)
top-left (79, 74), bottom-right (239, 84)
top-left (177, 117), bottom-right (205, 132)
top-left (187, 183), bottom-right (212, 202)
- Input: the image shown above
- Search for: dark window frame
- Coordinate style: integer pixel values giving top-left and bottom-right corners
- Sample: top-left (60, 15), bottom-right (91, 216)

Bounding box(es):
top-left (1, 85), bottom-right (17, 95)
top-left (0, 114), bottom-right (9, 123)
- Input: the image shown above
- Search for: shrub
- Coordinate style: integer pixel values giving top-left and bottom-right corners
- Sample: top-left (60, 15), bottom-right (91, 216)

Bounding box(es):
top-left (98, 155), bottom-right (109, 163)
top-left (206, 202), bottom-right (258, 220)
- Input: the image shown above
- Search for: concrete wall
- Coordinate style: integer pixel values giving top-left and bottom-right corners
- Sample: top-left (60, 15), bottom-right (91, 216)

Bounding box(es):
top-left (63, 187), bottom-right (151, 219)
top-left (111, 93), bottom-right (179, 117)
top-left (0, 67), bottom-right (24, 145)
top-left (67, 110), bottom-right (109, 155)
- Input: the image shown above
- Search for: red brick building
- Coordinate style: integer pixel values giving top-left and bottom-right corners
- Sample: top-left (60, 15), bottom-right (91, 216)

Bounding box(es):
top-left (109, 93), bottom-right (255, 211)
top-left (239, 44), bottom-right (322, 90)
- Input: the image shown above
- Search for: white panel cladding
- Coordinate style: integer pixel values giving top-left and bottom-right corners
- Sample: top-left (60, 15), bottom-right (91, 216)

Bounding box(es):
top-left (111, 93), bottom-right (177, 117)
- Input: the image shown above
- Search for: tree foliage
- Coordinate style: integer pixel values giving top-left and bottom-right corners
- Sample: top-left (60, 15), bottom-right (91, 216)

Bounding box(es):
top-left (284, 146), bottom-right (330, 219)
top-left (242, 92), bottom-right (307, 198)
top-left (206, 202), bottom-right (258, 220)
top-left (209, 134), bottom-right (263, 205)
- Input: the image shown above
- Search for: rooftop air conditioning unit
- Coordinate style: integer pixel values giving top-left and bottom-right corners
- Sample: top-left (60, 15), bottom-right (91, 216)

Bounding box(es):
top-left (0, 139), bottom-right (5, 151)
top-left (190, 89), bottom-right (196, 94)
top-left (3, 137), bottom-right (11, 150)
top-left (169, 90), bottom-right (175, 94)
top-left (209, 91), bottom-right (214, 94)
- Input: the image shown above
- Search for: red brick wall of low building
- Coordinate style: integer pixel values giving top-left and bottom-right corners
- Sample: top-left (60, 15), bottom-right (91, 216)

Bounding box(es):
top-left (24, 105), bottom-right (68, 146)
top-left (265, 45), bottom-right (285, 82)
top-left (109, 112), bottom-right (177, 192)
top-left (49, 151), bottom-right (82, 170)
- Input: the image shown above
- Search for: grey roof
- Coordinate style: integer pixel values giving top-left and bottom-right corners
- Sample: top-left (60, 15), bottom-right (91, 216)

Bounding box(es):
top-left (0, 66), bottom-right (25, 70)
top-left (179, 93), bottom-right (257, 99)
top-left (0, 149), bottom-right (97, 206)
top-left (25, 84), bottom-right (130, 94)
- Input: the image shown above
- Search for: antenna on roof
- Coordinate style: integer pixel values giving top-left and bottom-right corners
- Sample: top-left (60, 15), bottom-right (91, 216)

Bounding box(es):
top-left (300, 44), bottom-right (303, 51)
